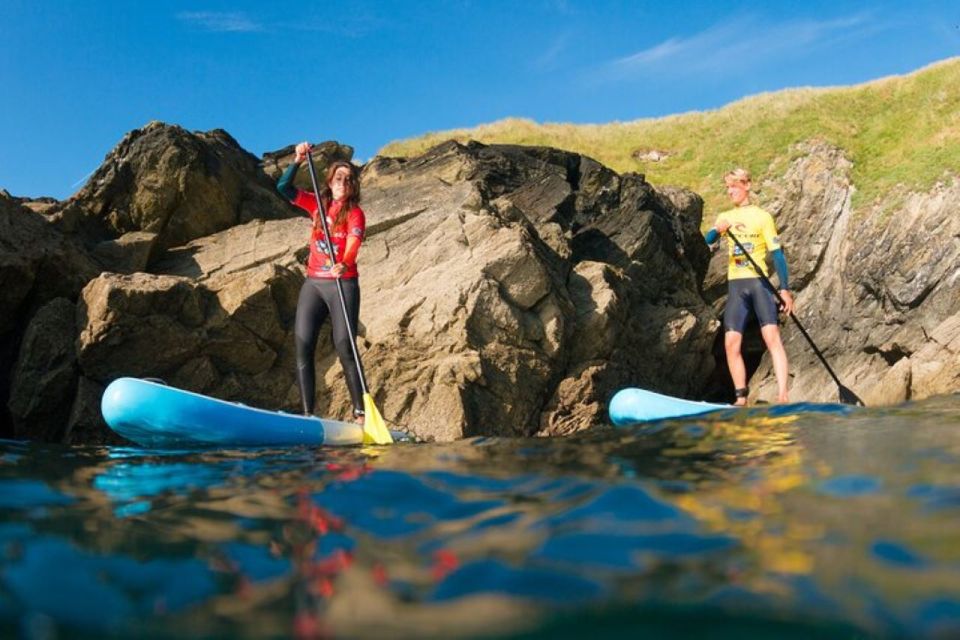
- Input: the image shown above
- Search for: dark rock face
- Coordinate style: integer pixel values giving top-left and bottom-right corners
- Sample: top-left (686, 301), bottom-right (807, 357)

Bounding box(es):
top-left (64, 377), bottom-right (125, 446)
top-left (0, 196), bottom-right (41, 336)
top-left (0, 192), bottom-right (100, 438)
top-left (8, 298), bottom-right (79, 441)
top-left (0, 194), bottom-right (99, 334)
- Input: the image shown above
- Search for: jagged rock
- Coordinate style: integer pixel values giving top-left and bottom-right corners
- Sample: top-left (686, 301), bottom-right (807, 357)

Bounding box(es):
top-left (52, 121), bottom-right (296, 253)
top-left (77, 272), bottom-right (207, 382)
top-left (0, 192), bottom-right (99, 335)
top-left (158, 218), bottom-right (308, 407)
top-left (0, 189), bottom-right (58, 214)
top-left (8, 298), bottom-right (79, 441)
top-left (0, 192), bottom-right (99, 438)
top-left (91, 231), bottom-right (159, 273)
top-left (909, 313), bottom-right (960, 398)
top-left (761, 142), bottom-right (855, 290)
top-left (864, 358), bottom-right (911, 406)
top-left (654, 186), bottom-right (712, 285)
top-left (740, 143), bottom-right (959, 405)
top-left (14, 125), bottom-right (955, 445)
top-left (0, 195), bottom-right (41, 336)
top-left (355, 142), bottom-right (714, 440)
top-left (155, 216), bottom-right (308, 285)
top-left (261, 141), bottom-right (354, 192)
top-left (80, 220), bottom-right (308, 412)
top-left (69, 141), bottom-right (714, 442)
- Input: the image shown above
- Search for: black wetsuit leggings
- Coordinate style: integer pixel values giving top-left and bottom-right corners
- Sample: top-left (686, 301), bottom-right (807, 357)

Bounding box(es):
top-left (295, 277), bottom-right (363, 415)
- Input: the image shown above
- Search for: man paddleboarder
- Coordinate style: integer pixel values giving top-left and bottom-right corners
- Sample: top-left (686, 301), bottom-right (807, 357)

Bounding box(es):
top-left (705, 168), bottom-right (794, 405)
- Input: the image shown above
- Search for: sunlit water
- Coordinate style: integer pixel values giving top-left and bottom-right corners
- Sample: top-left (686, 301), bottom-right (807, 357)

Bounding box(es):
top-left (1, 395), bottom-right (959, 639)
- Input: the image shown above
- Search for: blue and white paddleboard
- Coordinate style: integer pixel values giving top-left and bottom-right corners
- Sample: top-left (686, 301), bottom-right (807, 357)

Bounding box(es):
top-left (608, 387), bottom-right (854, 426)
top-left (102, 377), bottom-right (363, 448)
top-left (608, 387), bottom-right (730, 426)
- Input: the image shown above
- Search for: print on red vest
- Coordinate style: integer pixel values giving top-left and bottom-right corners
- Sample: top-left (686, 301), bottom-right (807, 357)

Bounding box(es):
top-left (290, 190), bottom-right (366, 279)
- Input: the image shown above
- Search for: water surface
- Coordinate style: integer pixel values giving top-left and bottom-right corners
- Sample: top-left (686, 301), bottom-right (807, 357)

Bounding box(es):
top-left (1, 395), bottom-right (959, 638)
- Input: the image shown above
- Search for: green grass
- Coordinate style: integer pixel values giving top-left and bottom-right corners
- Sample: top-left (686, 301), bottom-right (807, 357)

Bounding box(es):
top-left (379, 58), bottom-right (960, 218)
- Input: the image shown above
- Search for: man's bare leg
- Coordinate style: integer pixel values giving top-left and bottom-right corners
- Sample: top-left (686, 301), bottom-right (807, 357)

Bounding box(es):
top-left (724, 330), bottom-right (748, 406)
top-left (760, 324), bottom-right (789, 403)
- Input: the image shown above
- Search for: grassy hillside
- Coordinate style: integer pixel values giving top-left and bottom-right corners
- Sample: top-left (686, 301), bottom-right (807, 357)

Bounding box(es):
top-left (380, 58), bottom-right (960, 216)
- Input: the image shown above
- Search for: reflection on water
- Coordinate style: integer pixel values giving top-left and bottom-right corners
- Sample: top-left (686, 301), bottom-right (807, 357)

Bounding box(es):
top-left (0, 395), bottom-right (959, 638)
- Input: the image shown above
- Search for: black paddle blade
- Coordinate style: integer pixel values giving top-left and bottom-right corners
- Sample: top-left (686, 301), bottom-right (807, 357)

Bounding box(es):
top-left (838, 384), bottom-right (865, 407)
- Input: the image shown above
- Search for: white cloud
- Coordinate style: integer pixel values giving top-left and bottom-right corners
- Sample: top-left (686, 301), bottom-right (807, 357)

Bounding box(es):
top-left (177, 11), bottom-right (263, 33)
top-left (603, 13), bottom-right (883, 80)
top-left (176, 9), bottom-right (381, 37)
top-left (532, 33), bottom-right (571, 71)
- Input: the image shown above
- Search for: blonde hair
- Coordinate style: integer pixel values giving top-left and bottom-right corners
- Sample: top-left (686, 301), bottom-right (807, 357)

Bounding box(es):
top-left (724, 167), bottom-right (751, 185)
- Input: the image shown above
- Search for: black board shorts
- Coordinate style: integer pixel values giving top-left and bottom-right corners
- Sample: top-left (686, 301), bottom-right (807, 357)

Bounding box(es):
top-left (724, 277), bottom-right (780, 333)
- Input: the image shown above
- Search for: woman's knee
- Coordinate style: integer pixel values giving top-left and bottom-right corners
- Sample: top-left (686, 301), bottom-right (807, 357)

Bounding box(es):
top-left (332, 335), bottom-right (355, 360)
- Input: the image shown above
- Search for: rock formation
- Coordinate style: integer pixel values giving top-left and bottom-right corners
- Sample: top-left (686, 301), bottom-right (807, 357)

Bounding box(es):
top-left (356, 142), bottom-right (715, 439)
top-left (62, 136), bottom-right (717, 443)
top-left (0, 192), bottom-right (100, 437)
top-left (2, 123), bottom-right (958, 444)
top-left (707, 141), bottom-right (960, 404)
top-left (49, 122), bottom-right (296, 257)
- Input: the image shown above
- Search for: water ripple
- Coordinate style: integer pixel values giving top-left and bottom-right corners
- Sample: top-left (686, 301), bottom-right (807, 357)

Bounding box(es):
top-left (0, 397), bottom-right (957, 637)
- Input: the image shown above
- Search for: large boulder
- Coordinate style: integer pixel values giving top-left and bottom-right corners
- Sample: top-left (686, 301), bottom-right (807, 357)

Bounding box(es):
top-left (51, 122), bottom-right (297, 255)
top-left (77, 272), bottom-right (207, 382)
top-left (73, 218), bottom-right (309, 427)
top-left (356, 142), bottom-right (715, 440)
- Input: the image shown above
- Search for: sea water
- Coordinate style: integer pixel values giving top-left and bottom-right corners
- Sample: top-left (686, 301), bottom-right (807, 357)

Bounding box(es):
top-left (1, 395), bottom-right (959, 638)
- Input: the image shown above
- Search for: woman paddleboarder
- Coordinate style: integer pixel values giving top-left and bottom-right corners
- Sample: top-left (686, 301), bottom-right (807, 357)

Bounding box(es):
top-left (705, 168), bottom-right (794, 405)
top-left (277, 142), bottom-right (366, 423)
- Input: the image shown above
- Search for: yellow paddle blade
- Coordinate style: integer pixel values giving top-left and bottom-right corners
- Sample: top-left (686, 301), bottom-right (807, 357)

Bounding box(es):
top-left (362, 393), bottom-right (393, 445)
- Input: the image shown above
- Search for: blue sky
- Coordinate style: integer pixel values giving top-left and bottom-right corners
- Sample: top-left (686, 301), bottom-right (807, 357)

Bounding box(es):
top-left (1, 1), bottom-right (957, 199)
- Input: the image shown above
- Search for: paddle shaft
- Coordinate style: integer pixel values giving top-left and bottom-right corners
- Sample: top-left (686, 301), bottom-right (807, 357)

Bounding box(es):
top-left (726, 230), bottom-right (846, 390)
top-left (303, 154), bottom-right (370, 396)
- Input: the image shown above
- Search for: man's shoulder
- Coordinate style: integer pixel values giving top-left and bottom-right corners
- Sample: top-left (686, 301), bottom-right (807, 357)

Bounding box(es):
top-left (738, 205), bottom-right (775, 224)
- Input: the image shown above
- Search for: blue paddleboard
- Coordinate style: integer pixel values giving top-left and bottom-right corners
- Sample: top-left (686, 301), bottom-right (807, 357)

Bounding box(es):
top-left (101, 377), bottom-right (364, 448)
top-left (609, 387), bottom-right (854, 426)
top-left (608, 387), bottom-right (729, 426)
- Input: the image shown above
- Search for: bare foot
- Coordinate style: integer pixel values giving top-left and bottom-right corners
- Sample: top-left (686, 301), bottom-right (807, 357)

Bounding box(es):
top-left (734, 398), bottom-right (747, 407)
top-left (352, 413), bottom-right (365, 425)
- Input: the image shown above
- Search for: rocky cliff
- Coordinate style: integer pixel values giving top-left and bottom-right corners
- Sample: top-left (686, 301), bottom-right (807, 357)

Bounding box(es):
top-left (712, 141), bottom-right (959, 405)
top-left (2, 123), bottom-right (957, 444)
